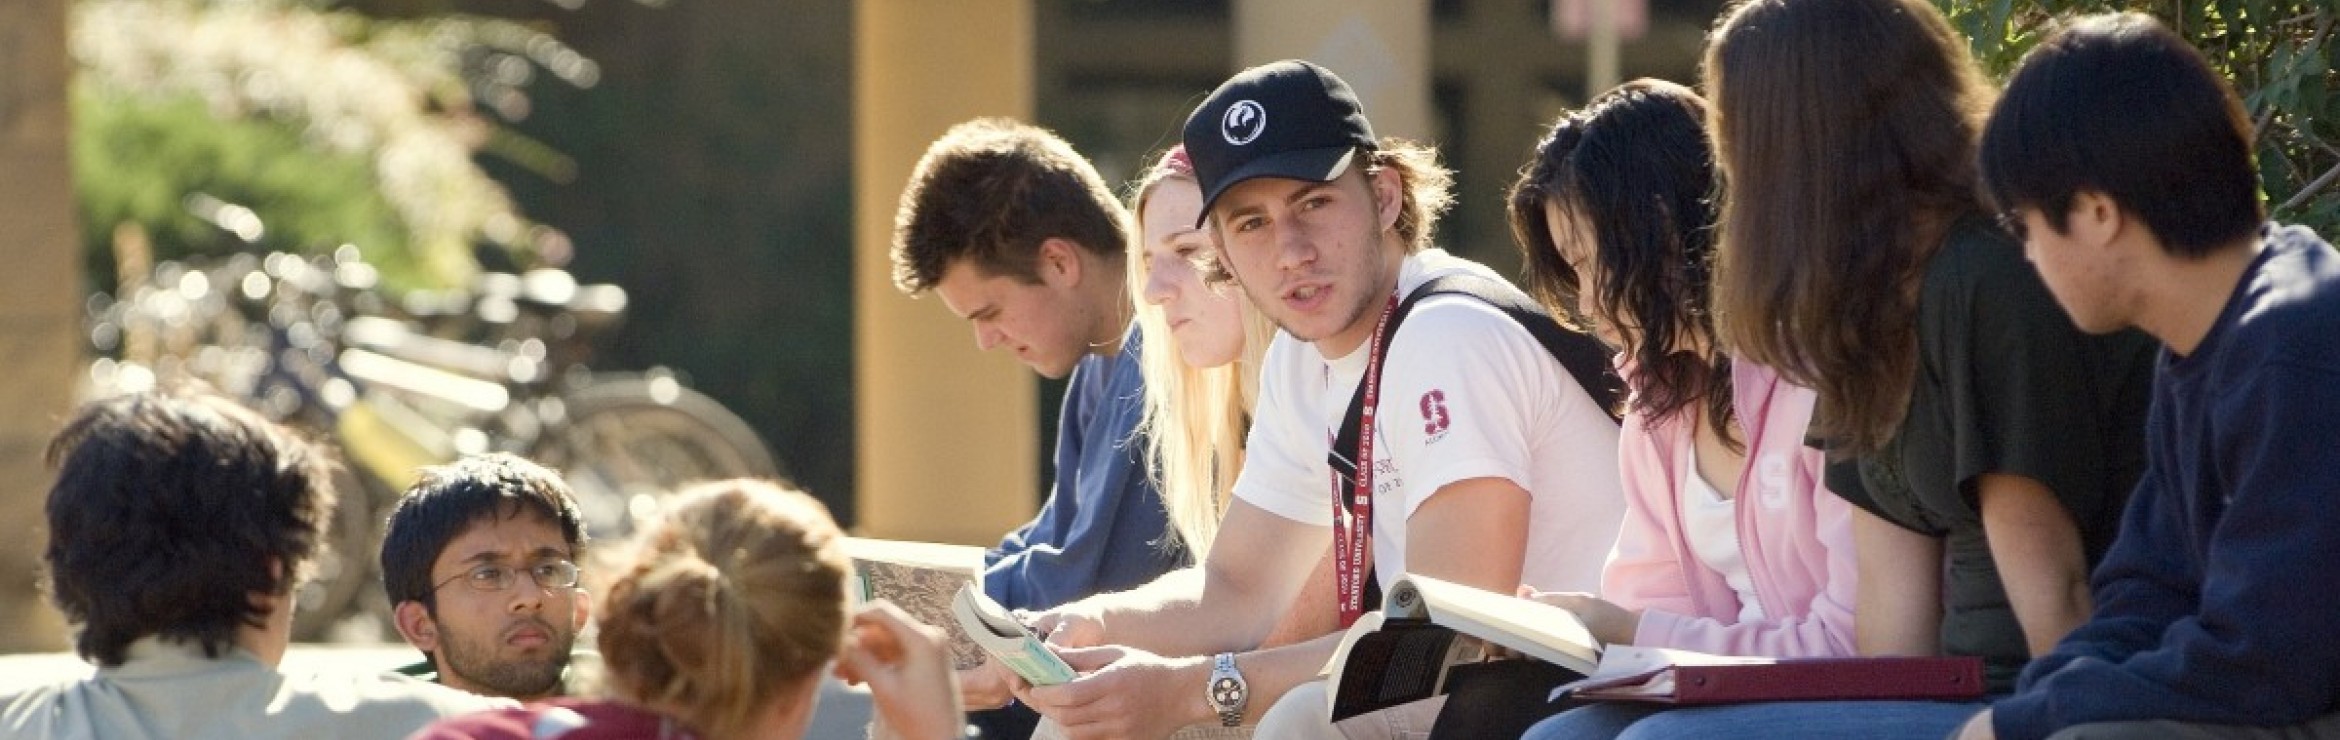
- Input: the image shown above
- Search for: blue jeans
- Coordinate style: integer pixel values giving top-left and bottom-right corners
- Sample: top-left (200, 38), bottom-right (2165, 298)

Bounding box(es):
top-left (1523, 700), bottom-right (1989, 740)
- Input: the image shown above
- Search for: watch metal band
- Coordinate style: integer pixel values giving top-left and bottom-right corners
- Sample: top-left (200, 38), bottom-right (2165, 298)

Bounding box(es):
top-left (1208, 652), bottom-right (1247, 727)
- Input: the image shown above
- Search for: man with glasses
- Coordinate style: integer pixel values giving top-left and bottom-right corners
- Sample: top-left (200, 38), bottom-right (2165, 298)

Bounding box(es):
top-left (380, 453), bottom-right (593, 700)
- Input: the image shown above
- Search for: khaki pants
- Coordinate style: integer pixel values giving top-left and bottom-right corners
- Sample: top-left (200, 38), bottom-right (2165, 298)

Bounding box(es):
top-left (1028, 679), bottom-right (1444, 740)
top-left (1031, 721), bottom-right (1251, 740)
top-left (1251, 679), bottom-right (1443, 740)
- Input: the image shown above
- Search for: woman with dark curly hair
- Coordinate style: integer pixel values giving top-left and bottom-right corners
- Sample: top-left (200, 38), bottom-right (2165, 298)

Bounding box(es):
top-left (1506, 78), bottom-right (1856, 740)
top-left (1583, 0), bottom-right (2155, 737)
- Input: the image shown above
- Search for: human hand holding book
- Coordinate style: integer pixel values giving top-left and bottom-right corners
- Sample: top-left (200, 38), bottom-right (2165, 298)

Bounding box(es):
top-left (843, 537), bottom-right (989, 671)
top-left (1519, 588), bottom-right (1641, 646)
top-left (1324, 574), bottom-right (1983, 720)
top-left (951, 584), bottom-right (1080, 686)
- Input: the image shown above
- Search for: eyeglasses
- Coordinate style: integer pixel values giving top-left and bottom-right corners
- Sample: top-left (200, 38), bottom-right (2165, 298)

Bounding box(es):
top-left (433, 560), bottom-right (581, 594)
top-left (1995, 208), bottom-right (2030, 241)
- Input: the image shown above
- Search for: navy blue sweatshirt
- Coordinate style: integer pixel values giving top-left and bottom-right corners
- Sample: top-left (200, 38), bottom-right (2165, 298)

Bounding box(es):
top-left (1995, 224), bottom-right (2340, 739)
top-left (981, 326), bottom-right (1188, 612)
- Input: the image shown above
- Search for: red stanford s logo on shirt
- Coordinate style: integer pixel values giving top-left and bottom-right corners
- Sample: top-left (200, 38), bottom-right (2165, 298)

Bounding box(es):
top-left (1420, 389), bottom-right (1451, 439)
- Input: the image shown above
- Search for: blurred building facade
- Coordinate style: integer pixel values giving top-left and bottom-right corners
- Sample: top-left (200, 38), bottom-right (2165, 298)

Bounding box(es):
top-left (371, 0), bottom-right (1725, 542)
top-left (0, 2), bottom-right (1733, 651)
top-left (0, 0), bottom-right (82, 651)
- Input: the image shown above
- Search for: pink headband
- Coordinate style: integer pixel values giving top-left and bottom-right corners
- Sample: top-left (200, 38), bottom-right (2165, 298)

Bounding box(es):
top-left (1154, 145), bottom-right (1194, 178)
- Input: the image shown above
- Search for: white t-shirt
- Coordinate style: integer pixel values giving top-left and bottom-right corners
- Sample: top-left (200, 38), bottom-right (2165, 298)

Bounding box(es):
top-left (1233, 249), bottom-right (1625, 594)
top-left (1681, 443), bottom-right (1766, 622)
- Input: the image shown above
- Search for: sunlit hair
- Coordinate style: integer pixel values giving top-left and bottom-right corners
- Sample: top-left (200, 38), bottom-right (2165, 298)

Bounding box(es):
top-left (1979, 12), bottom-right (2263, 256)
top-left (1705, 0), bottom-right (1994, 455)
top-left (1510, 79), bottom-right (1733, 439)
top-left (1368, 140), bottom-right (1457, 254)
top-left (44, 389), bottom-right (336, 667)
top-left (597, 479), bottom-right (848, 740)
top-left (1198, 138), bottom-right (1455, 285)
top-left (891, 117), bottom-right (1130, 294)
top-left (1125, 146), bottom-right (1277, 555)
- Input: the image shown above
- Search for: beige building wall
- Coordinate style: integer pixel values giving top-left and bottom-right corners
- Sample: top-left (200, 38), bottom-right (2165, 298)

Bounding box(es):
top-left (0, 0), bottom-right (82, 652)
top-left (852, 0), bottom-right (1043, 546)
top-left (1233, 0), bottom-right (1433, 141)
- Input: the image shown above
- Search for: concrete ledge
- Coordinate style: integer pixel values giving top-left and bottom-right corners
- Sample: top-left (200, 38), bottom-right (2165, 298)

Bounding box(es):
top-left (0, 644), bottom-right (876, 736)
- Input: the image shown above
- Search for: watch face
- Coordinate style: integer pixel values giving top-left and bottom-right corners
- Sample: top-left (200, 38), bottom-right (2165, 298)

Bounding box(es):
top-left (1210, 677), bottom-right (1245, 706)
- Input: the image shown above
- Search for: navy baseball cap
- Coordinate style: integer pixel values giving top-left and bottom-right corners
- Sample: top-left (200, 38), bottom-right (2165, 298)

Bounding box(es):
top-left (1182, 60), bottom-right (1378, 227)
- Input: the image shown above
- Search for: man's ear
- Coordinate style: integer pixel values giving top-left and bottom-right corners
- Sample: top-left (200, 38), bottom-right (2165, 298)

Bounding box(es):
top-left (1036, 238), bottom-right (1085, 288)
top-left (1369, 165), bottom-right (1403, 235)
top-left (571, 590), bottom-right (591, 629)
top-left (394, 600), bottom-right (440, 653)
top-left (2066, 190), bottom-right (2123, 249)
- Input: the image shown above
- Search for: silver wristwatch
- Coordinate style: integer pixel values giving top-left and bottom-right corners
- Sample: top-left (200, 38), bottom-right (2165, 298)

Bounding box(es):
top-left (1205, 652), bottom-right (1249, 727)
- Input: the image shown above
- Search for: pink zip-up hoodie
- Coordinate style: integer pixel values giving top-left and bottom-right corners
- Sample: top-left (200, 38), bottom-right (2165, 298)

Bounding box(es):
top-left (1601, 358), bottom-right (1859, 658)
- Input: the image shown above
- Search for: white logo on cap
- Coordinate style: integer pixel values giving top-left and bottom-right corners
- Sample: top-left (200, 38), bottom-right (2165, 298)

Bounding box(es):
top-left (1222, 100), bottom-right (1266, 146)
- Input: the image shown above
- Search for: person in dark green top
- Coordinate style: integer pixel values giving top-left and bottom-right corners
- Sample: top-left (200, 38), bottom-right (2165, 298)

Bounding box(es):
top-left (1585, 0), bottom-right (2153, 737)
top-left (1822, 214), bottom-right (2153, 691)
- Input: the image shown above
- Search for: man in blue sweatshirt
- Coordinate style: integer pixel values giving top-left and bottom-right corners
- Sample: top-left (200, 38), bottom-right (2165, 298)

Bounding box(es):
top-left (891, 118), bottom-right (1188, 739)
top-left (1958, 13), bottom-right (2340, 740)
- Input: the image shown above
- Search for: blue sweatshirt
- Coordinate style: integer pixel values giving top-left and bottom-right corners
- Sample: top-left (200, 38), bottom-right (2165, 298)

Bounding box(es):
top-left (981, 326), bottom-right (1188, 612)
top-left (1994, 224), bottom-right (2340, 739)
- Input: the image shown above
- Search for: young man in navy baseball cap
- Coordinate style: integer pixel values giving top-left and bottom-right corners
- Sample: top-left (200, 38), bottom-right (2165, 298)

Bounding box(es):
top-left (1014, 59), bottom-right (1628, 740)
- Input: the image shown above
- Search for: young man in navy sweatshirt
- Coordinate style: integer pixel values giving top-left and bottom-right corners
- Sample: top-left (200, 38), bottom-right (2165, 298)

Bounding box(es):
top-left (1958, 13), bottom-right (2340, 740)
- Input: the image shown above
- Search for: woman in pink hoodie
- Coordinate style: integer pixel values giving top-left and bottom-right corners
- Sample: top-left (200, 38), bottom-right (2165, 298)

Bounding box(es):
top-left (1505, 79), bottom-right (1859, 739)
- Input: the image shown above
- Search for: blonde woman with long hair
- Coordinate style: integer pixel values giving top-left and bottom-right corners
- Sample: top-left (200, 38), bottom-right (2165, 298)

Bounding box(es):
top-left (1127, 145), bottom-right (1275, 556)
top-left (1127, 146), bottom-right (1333, 647)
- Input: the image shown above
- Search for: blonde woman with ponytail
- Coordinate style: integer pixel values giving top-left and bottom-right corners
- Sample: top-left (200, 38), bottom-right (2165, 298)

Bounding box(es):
top-left (416, 479), bottom-right (964, 740)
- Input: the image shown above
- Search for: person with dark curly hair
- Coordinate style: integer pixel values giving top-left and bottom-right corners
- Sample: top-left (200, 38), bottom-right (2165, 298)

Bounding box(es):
top-left (1510, 78), bottom-right (1858, 740)
top-left (1, 390), bottom-right (504, 739)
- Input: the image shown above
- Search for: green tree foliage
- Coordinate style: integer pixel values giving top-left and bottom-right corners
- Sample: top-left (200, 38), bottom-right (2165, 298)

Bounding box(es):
top-left (1938, 0), bottom-right (2340, 237)
top-left (72, 0), bottom-right (592, 292)
top-left (74, 88), bottom-right (411, 288)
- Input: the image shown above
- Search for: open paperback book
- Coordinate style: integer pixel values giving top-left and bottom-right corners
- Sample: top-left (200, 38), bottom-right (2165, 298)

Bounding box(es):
top-left (950, 584), bottom-right (1079, 686)
top-left (1324, 573), bottom-right (1602, 721)
top-left (842, 537), bottom-right (990, 671)
top-left (1323, 573), bottom-right (1986, 720)
top-left (1554, 646), bottom-right (1984, 705)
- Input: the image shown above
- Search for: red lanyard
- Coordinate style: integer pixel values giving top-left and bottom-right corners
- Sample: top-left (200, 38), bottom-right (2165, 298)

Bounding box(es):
top-left (1333, 295), bottom-right (1401, 628)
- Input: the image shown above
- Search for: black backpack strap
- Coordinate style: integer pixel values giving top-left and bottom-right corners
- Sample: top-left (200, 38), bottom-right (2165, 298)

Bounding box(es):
top-left (1328, 273), bottom-right (1624, 613)
top-left (1402, 274), bottom-right (1627, 423)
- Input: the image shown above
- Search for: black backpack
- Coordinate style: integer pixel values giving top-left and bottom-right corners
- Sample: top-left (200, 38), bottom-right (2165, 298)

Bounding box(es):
top-left (1329, 272), bottom-right (1626, 612)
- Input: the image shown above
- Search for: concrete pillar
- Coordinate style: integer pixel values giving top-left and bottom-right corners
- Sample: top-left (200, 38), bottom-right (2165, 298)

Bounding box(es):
top-left (852, 0), bottom-right (1040, 546)
top-left (1232, 0), bottom-right (1433, 141)
top-left (0, 0), bottom-right (82, 651)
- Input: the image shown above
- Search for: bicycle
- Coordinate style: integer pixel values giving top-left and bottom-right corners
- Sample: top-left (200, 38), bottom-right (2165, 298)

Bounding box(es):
top-left (86, 241), bottom-right (781, 641)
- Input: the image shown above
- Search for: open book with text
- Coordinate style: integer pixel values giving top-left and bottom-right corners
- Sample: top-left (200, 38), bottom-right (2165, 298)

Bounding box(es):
top-left (1324, 574), bottom-right (1602, 721)
top-left (950, 584), bottom-right (1080, 686)
top-left (842, 537), bottom-right (990, 671)
top-left (1323, 573), bottom-right (1986, 720)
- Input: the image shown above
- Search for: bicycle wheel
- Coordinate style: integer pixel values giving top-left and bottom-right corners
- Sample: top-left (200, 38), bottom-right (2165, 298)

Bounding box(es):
top-left (531, 378), bottom-right (781, 539)
top-left (292, 461), bottom-right (385, 642)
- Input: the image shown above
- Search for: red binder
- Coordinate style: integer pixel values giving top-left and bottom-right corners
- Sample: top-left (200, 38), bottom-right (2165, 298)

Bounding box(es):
top-left (1563, 648), bottom-right (1985, 705)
